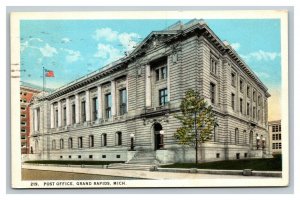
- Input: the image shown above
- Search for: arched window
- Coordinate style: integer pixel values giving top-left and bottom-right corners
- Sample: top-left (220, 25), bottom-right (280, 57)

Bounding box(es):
top-left (89, 135), bottom-right (94, 148)
top-left (235, 128), bottom-right (239, 144)
top-left (52, 140), bottom-right (56, 150)
top-left (116, 132), bottom-right (122, 146)
top-left (68, 138), bottom-right (73, 149)
top-left (60, 139), bottom-right (64, 149)
top-left (101, 133), bottom-right (107, 147)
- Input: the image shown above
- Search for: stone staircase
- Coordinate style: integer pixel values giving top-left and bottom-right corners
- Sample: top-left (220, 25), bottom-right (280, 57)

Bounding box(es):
top-left (107, 151), bottom-right (159, 171)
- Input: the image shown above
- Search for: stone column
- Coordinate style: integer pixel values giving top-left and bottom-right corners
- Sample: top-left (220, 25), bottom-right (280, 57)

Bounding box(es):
top-left (75, 94), bottom-right (80, 123)
top-left (85, 90), bottom-right (91, 122)
top-left (145, 64), bottom-right (151, 107)
top-left (111, 80), bottom-right (116, 117)
top-left (97, 85), bottom-right (103, 119)
top-left (50, 103), bottom-right (54, 128)
top-left (34, 108), bottom-right (38, 131)
top-left (66, 98), bottom-right (70, 126)
top-left (57, 101), bottom-right (62, 127)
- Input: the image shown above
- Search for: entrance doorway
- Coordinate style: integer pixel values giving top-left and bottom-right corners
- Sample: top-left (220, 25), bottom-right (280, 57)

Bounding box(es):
top-left (153, 123), bottom-right (163, 150)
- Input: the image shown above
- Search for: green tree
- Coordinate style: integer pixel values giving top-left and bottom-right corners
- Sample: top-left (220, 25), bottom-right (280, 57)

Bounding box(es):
top-left (174, 89), bottom-right (217, 164)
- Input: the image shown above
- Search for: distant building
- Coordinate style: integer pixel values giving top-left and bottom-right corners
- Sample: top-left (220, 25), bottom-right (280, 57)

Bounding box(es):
top-left (29, 19), bottom-right (271, 164)
top-left (20, 82), bottom-right (42, 154)
top-left (268, 120), bottom-right (282, 155)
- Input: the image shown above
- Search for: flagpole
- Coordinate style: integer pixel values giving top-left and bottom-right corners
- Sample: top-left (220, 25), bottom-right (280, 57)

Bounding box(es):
top-left (42, 66), bottom-right (45, 159)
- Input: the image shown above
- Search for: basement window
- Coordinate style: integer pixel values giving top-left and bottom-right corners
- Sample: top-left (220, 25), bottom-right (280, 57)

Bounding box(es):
top-left (216, 153), bottom-right (220, 158)
top-left (102, 155), bottom-right (106, 158)
top-left (116, 155), bottom-right (121, 158)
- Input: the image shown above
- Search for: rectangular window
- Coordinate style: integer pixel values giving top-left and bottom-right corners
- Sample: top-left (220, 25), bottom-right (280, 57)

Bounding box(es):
top-left (247, 85), bottom-right (250, 97)
top-left (105, 93), bottom-right (112, 118)
top-left (102, 134), bottom-right (107, 146)
top-left (161, 66), bottom-right (167, 79)
top-left (71, 104), bottom-right (76, 124)
top-left (81, 101), bottom-right (86, 122)
top-left (21, 106), bottom-right (26, 110)
top-left (119, 89), bottom-right (127, 115)
top-left (247, 103), bottom-right (250, 116)
top-left (210, 83), bottom-right (216, 104)
top-left (253, 106), bottom-right (256, 119)
top-left (89, 135), bottom-right (94, 148)
top-left (55, 109), bottom-right (58, 127)
top-left (279, 134), bottom-right (281, 140)
top-left (279, 143), bottom-right (282, 149)
top-left (155, 69), bottom-right (159, 81)
top-left (210, 58), bottom-right (217, 75)
top-left (258, 110), bottom-right (260, 121)
top-left (21, 114), bottom-right (26, 118)
top-left (279, 125), bottom-right (281, 132)
top-left (21, 121), bottom-right (26, 126)
top-left (231, 72), bottom-right (236, 87)
top-left (240, 79), bottom-right (243, 93)
top-left (272, 134), bottom-right (275, 140)
top-left (253, 91), bottom-right (256, 102)
top-left (68, 138), bottom-right (73, 149)
top-left (231, 93), bottom-right (235, 110)
top-left (240, 98), bottom-right (243, 113)
top-left (272, 143), bottom-right (275, 149)
top-left (63, 106), bottom-right (67, 126)
top-left (21, 135), bottom-right (26, 140)
top-left (21, 129), bottom-right (26, 133)
top-left (258, 95), bottom-right (261, 106)
top-left (36, 108), bottom-right (40, 131)
top-left (117, 132), bottom-right (122, 146)
top-left (159, 88), bottom-right (168, 106)
top-left (92, 97), bottom-right (98, 121)
top-left (78, 137), bottom-right (83, 148)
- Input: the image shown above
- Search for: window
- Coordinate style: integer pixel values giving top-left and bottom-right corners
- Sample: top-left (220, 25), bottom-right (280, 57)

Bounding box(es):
top-left (279, 134), bottom-right (281, 140)
top-left (71, 104), bottom-right (76, 124)
top-left (247, 103), bottom-right (250, 116)
top-left (119, 89), bottom-right (127, 115)
top-left (253, 91), bottom-right (256, 102)
top-left (89, 135), bottom-right (94, 148)
top-left (231, 93), bottom-right (235, 110)
top-left (81, 101), bottom-right (86, 122)
top-left (36, 108), bottom-right (40, 131)
top-left (21, 135), bottom-right (26, 139)
top-left (210, 83), bottom-right (216, 104)
top-left (279, 143), bottom-right (282, 149)
top-left (52, 140), bottom-right (56, 150)
top-left (244, 153), bottom-right (248, 158)
top-left (279, 125), bottom-right (281, 132)
top-left (116, 132), bottom-right (122, 146)
top-left (60, 139), bottom-right (64, 149)
top-left (231, 72), bottom-right (236, 87)
top-left (68, 138), bottom-right (73, 149)
top-left (78, 137), bottom-right (83, 148)
top-left (216, 153), bottom-right (220, 158)
top-left (155, 69), bottom-right (159, 81)
top-left (63, 106), bottom-right (67, 126)
top-left (240, 79), bottom-right (243, 93)
top-left (89, 155), bottom-right (93, 159)
top-left (102, 134), bottom-right (107, 146)
top-left (105, 93), bottom-right (112, 118)
top-left (161, 66), bottom-right (167, 79)
top-left (21, 106), bottom-right (26, 110)
top-left (240, 98), bottom-right (243, 113)
top-left (258, 95), bottom-right (261, 106)
top-left (159, 88), bottom-right (168, 106)
top-left (55, 109), bottom-right (58, 127)
top-left (92, 97), bottom-right (98, 121)
top-left (210, 58), bottom-right (217, 75)
top-left (21, 129), bottom-right (26, 133)
top-left (253, 106), bottom-right (256, 119)
top-left (21, 121), bottom-right (26, 126)
top-left (21, 114), bottom-right (26, 118)
top-left (247, 85), bottom-right (250, 97)
top-left (236, 153), bottom-right (240, 159)
top-left (235, 128), bottom-right (239, 144)
top-left (258, 110), bottom-right (260, 121)
top-left (272, 125), bottom-right (279, 132)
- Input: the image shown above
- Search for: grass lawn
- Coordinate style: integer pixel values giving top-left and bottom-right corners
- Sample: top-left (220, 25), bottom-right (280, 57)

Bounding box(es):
top-left (24, 160), bottom-right (124, 165)
top-left (161, 156), bottom-right (282, 171)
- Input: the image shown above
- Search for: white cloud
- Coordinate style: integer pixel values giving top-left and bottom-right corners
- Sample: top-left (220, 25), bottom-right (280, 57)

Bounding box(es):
top-left (93, 28), bottom-right (118, 41)
top-left (39, 43), bottom-right (58, 57)
top-left (20, 38), bottom-right (43, 52)
top-left (118, 32), bottom-right (140, 51)
top-left (63, 49), bottom-right (81, 63)
top-left (230, 42), bottom-right (240, 51)
top-left (241, 50), bottom-right (280, 62)
top-left (94, 43), bottom-right (122, 63)
top-left (61, 37), bottom-right (71, 43)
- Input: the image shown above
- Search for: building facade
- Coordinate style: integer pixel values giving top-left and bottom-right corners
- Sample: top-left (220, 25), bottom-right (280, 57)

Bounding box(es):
top-left (20, 83), bottom-right (42, 154)
top-left (268, 120), bottom-right (282, 155)
top-left (29, 20), bottom-right (271, 164)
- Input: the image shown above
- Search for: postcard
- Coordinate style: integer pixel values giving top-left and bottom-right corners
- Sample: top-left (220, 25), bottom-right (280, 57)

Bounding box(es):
top-left (10, 10), bottom-right (289, 188)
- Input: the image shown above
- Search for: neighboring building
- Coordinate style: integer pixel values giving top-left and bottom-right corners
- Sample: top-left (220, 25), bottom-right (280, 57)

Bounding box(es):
top-left (20, 82), bottom-right (42, 154)
top-left (268, 120), bottom-right (282, 155)
top-left (29, 19), bottom-right (271, 164)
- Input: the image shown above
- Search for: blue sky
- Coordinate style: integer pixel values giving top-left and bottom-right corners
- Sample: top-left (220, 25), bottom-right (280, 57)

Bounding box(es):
top-left (20, 19), bottom-right (281, 119)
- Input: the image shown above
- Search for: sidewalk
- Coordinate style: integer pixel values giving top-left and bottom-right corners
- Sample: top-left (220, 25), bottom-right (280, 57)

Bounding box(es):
top-left (22, 164), bottom-right (279, 180)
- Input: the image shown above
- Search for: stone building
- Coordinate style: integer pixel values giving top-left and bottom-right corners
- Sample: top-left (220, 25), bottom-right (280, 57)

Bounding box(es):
top-left (268, 120), bottom-right (282, 155)
top-left (29, 19), bottom-right (271, 164)
top-left (20, 82), bottom-right (42, 154)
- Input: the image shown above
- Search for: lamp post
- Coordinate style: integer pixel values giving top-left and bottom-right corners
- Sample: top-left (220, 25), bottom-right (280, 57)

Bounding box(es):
top-left (256, 135), bottom-right (260, 150)
top-left (159, 130), bottom-right (164, 149)
top-left (130, 133), bottom-right (135, 151)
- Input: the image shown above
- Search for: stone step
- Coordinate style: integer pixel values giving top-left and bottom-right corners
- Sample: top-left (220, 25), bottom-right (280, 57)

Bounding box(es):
top-left (107, 163), bottom-right (155, 171)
